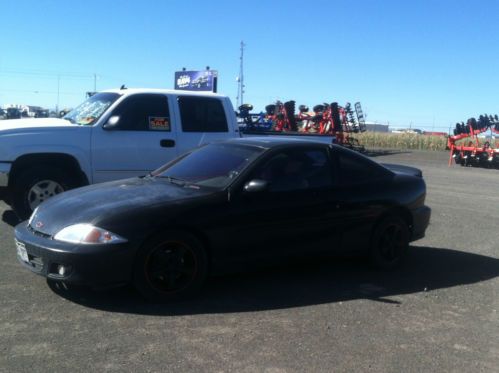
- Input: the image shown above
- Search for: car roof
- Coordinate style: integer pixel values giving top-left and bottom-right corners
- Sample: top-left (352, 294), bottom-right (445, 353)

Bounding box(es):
top-left (225, 136), bottom-right (334, 150)
top-left (223, 138), bottom-right (389, 169)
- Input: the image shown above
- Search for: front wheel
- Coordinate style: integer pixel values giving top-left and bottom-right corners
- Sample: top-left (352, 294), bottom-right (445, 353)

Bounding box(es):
top-left (369, 215), bottom-right (409, 270)
top-left (133, 231), bottom-right (208, 302)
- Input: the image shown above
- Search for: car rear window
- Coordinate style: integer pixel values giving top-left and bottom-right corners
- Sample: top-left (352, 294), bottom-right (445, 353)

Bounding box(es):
top-left (336, 149), bottom-right (389, 184)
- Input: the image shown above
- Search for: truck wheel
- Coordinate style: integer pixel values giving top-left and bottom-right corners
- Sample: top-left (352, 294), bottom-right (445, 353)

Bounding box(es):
top-left (133, 231), bottom-right (208, 302)
top-left (11, 166), bottom-right (79, 220)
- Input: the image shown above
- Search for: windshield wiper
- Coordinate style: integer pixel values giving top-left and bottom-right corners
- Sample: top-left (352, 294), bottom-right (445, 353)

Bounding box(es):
top-left (160, 175), bottom-right (188, 186)
top-left (63, 117), bottom-right (76, 124)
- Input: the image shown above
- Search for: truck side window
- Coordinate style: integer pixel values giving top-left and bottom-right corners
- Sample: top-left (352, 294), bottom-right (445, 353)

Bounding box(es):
top-left (111, 94), bottom-right (170, 131)
top-left (178, 96), bottom-right (228, 132)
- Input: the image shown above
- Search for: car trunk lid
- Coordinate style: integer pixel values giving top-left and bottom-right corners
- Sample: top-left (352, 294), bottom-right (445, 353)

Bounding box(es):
top-left (381, 163), bottom-right (423, 178)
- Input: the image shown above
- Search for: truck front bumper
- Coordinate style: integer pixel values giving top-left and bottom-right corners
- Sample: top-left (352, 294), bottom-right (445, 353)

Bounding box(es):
top-left (0, 162), bottom-right (11, 187)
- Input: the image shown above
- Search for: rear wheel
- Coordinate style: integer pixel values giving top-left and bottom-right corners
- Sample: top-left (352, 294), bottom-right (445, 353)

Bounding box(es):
top-left (11, 166), bottom-right (79, 219)
top-left (369, 215), bottom-right (409, 270)
top-left (133, 231), bottom-right (208, 302)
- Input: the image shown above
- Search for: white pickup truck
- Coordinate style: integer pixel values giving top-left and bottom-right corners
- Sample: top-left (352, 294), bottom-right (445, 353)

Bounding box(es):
top-left (0, 88), bottom-right (334, 219)
top-left (0, 88), bottom-right (246, 218)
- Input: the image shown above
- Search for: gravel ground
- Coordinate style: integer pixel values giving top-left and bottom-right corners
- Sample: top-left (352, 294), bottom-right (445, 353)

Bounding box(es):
top-left (0, 150), bottom-right (498, 373)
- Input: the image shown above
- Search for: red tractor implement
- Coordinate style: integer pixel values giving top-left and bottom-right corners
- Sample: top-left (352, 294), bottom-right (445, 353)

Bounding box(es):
top-left (238, 100), bottom-right (367, 153)
top-left (448, 115), bottom-right (499, 168)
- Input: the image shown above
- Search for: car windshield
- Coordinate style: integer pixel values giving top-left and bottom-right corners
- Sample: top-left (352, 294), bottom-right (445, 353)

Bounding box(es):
top-left (63, 92), bottom-right (121, 125)
top-left (154, 143), bottom-right (264, 189)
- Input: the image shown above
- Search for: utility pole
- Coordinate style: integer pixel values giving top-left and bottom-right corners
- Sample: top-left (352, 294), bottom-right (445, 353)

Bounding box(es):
top-left (93, 73), bottom-right (97, 92)
top-left (236, 41), bottom-right (245, 108)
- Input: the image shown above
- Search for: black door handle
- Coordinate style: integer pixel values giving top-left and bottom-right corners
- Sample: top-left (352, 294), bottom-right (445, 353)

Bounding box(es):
top-left (160, 139), bottom-right (175, 148)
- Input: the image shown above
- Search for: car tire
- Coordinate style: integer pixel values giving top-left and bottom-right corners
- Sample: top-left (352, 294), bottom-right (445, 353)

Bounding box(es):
top-left (133, 231), bottom-right (208, 302)
top-left (11, 166), bottom-right (78, 220)
top-left (369, 215), bottom-right (409, 270)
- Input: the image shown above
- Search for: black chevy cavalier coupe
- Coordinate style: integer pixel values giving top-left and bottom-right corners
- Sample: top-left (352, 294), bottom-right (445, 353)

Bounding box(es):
top-left (15, 138), bottom-right (431, 301)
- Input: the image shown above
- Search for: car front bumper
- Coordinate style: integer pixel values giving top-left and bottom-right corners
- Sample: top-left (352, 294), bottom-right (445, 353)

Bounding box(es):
top-left (14, 222), bottom-right (137, 288)
top-left (410, 205), bottom-right (431, 242)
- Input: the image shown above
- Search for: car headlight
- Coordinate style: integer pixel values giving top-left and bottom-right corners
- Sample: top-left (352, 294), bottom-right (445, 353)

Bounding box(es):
top-left (54, 224), bottom-right (127, 244)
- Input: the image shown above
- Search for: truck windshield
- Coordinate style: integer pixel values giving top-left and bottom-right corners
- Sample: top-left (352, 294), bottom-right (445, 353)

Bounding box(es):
top-left (63, 92), bottom-right (120, 125)
top-left (153, 143), bottom-right (264, 189)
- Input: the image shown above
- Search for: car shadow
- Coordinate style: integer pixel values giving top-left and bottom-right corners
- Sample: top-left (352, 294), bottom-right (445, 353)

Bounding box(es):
top-left (2, 210), bottom-right (21, 227)
top-left (48, 245), bottom-right (499, 315)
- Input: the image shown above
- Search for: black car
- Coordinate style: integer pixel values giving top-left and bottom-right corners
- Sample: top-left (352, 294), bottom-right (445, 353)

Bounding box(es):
top-left (15, 138), bottom-right (431, 301)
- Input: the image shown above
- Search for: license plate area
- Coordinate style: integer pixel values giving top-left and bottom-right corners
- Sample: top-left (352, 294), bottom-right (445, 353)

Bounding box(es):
top-left (15, 239), bottom-right (29, 263)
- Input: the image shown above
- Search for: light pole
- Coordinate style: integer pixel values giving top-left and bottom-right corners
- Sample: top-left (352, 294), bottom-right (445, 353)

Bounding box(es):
top-left (236, 41), bottom-right (245, 108)
top-left (56, 74), bottom-right (60, 114)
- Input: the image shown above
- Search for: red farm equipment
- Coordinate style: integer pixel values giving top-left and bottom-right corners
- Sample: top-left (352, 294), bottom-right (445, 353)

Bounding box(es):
top-left (238, 100), bottom-right (367, 152)
top-left (448, 115), bottom-right (499, 168)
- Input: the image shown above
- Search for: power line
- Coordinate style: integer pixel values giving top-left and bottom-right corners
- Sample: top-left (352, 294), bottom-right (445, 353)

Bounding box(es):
top-left (0, 67), bottom-right (94, 79)
top-left (0, 88), bottom-right (84, 96)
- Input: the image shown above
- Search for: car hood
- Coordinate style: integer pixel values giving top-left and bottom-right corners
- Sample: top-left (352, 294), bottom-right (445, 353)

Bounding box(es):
top-left (29, 177), bottom-right (213, 236)
top-left (0, 118), bottom-right (74, 132)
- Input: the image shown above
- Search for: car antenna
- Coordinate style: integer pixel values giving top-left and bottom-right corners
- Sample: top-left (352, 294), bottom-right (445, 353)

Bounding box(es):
top-left (120, 84), bottom-right (127, 90)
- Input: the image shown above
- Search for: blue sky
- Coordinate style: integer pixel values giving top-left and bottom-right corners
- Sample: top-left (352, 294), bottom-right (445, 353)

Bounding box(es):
top-left (1, 0), bottom-right (498, 131)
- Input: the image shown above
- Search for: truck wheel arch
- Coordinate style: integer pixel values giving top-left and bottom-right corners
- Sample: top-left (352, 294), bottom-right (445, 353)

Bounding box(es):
top-left (9, 153), bottom-right (89, 189)
top-left (8, 153), bottom-right (89, 219)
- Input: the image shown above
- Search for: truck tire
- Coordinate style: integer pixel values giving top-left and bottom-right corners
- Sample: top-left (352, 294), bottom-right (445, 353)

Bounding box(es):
top-left (11, 166), bottom-right (79, 220)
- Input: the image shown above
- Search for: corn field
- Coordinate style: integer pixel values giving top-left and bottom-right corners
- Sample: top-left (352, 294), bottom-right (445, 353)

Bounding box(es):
top-left (354, 133), bottom-right (448, 151)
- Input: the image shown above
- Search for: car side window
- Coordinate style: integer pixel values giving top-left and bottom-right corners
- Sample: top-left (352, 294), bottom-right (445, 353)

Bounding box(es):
top-left (254, 148), bottom-right (333, 192)
top-left (111, 94), bottom-right (170, 131)
top-left (178, 96), bottom-right (228, 132)
top-left (336, 151), bottom-right (388, 184)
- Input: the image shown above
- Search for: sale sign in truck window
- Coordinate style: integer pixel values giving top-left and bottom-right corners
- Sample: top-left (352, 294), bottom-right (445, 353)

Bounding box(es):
top-left (149, 116), bottom-right (170, 131)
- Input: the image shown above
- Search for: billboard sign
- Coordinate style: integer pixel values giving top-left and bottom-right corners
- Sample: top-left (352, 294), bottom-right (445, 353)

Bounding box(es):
top-left (174, 70), bottom-right (218, 92)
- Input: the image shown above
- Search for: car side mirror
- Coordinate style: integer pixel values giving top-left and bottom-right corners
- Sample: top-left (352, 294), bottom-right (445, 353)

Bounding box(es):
top-left (103, 115), bottom-right (120, 130)
top-left (243, 179), bottom-right (269, 193)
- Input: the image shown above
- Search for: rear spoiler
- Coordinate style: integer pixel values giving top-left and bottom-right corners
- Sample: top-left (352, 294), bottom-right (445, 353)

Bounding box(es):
top-left (381, 163), bottom-right (423, 178)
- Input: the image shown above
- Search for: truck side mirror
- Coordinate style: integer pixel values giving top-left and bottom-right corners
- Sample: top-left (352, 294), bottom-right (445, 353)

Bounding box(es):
top-left (103, 115), bottom-right (120, 130)
top-left (243, 179), bottom-right (269, 193)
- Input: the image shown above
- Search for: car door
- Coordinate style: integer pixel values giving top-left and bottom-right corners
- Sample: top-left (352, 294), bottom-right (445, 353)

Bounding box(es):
top-left (211, 146), bottom-right (342, 263)
top-left (91, 94), bottom-right (178, 183)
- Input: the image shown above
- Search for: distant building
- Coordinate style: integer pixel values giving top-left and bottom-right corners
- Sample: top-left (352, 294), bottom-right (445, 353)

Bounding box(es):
top-left (365, 122), bottom-right (389, 132)
top-left (391, 128), bottom-right (422, 134)
top-left (1, 104), bottom-right (47, 118)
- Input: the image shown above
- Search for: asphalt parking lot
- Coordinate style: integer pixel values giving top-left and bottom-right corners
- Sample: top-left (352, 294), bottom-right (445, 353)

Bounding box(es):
top-left (0, 150), bottom-right (498, 373)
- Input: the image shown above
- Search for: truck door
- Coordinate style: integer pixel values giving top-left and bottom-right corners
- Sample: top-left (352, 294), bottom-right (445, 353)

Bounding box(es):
top-left (173, 95), bottom-right (235, 156)
top-left (91, 94), bottom-right (178, 183)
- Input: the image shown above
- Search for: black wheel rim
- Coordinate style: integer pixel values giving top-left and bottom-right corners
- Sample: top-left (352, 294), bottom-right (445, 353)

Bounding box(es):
top-left (378, 224), bottom-right (405, 262)
top-left (145, 241), bottom-right (198, 293)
